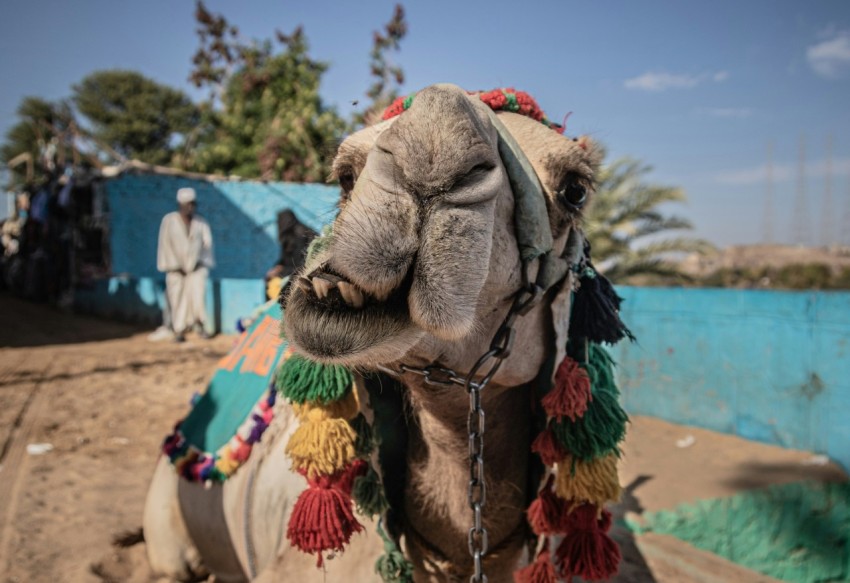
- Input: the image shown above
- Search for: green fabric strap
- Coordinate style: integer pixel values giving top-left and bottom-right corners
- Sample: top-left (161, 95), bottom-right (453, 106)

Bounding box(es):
top-left (487, 109), bottom-right (554, 264)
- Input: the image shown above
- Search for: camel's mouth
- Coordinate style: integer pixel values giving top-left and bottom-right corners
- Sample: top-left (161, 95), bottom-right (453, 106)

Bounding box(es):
top-left (283, 263), bottom-right (423, 366)
top-left (297, 263), bottom-right (412, 315)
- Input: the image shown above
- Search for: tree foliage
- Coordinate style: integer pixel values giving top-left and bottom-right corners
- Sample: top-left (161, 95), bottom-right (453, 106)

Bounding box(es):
top-left (353, 4), bottom-right (408, 127)
top-left (585, 155), bottom-right (714, 284)
top-left (1, 97), bottom-right (75, 187)
top-left (72, 70), bottom-right (200, 165)
top-left (184, 1), bottom-right (345, 182)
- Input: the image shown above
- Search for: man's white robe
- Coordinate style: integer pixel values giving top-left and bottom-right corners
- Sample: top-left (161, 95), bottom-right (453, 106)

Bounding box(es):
top-left (157, 212), bottom-right (214, 334)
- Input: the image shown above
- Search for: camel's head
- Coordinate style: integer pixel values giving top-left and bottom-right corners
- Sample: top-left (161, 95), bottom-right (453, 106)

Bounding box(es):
top-left (284, 84), bottom-right (600, 386)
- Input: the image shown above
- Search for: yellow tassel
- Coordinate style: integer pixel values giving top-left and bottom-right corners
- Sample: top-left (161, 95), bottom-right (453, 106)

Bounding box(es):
top-left (554, 453), bottom-right (621, 507)
top-left (285, 411), bottom-right (356, 477)
top-left (293, 389), bottom-right (360, 421)
top-left (215, 447), bottom-right (240, 475)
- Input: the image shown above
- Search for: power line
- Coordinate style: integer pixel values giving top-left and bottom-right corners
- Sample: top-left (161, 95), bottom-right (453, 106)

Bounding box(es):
top-left (819, 135), bottom-right (834, 246)
top-left (762, 140), bottom-right (774, 244)
top-left (792, 134), bottom-right (810, 246)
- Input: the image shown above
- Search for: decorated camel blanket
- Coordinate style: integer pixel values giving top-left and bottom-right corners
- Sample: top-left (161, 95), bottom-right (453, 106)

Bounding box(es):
top-left (163, 300), bottom-right (289, 483)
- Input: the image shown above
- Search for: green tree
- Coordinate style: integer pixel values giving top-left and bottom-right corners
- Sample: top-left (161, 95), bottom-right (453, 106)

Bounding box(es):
top-left (1, 97), bottom-right (76, 188)
top-left (353, 4), bottom-right (408, 127)
top-left (585, 155), bottom-right (714, 284)
top-left (72, 70), bottom-right (200, 165)
top-left (186, 1), bottom-right (345, 181)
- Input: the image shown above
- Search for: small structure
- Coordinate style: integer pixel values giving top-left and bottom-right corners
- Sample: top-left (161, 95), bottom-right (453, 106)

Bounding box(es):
top-left (73, 161), bottom-right (339, 332)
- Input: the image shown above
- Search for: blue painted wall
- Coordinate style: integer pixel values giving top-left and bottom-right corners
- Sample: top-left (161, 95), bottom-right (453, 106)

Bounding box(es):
top-left (612, 287), bottom-right (850, 472)
top-left (106, 173), bottom-right (339, 279)
top-left (76, 173), bottom-right (340, 333)
top-left (73, 275), bottom-right (265, 334)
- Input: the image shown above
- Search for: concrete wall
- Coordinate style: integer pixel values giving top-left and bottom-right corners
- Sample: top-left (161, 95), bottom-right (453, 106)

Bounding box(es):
top-left (612, 287), bottom-right (850, 472)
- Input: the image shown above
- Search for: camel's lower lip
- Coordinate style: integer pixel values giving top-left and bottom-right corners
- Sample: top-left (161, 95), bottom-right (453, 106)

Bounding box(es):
top-left (283, 267), bottom-right (416, 363)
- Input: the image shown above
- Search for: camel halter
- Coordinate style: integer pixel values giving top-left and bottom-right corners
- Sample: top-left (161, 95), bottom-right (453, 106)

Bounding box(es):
top-left (275, 88), bottom-right (632, 583)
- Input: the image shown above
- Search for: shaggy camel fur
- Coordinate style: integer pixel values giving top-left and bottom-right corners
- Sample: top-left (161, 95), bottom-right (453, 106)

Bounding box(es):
top-left (144, 83), bottom-right (600, 582)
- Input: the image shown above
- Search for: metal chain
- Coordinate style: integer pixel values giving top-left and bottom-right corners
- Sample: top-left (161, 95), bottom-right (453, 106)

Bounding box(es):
top-left (376, 284), bottom-right (542, 583)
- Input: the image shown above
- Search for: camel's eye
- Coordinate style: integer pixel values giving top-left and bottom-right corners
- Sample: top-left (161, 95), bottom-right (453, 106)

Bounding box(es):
top-left (556, 172), bottom-right (588, 210)
top-left (339, 168), bottom-right (356, 194)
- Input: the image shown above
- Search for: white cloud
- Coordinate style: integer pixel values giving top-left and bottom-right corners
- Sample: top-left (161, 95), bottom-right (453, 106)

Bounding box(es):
top-left (807, 30), bottom-right (850, 78)
top-left (624, 70), bottom-right (729, 92)
top-left (714, 158), bottom-right (850, 185)
top-left (697, 107), bottom-right (752, 118)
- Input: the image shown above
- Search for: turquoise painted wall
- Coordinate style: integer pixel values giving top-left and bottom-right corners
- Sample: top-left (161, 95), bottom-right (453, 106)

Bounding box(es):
top-left (106, 173), bottom-right (339, 279)
top-left (73, 173), bottom-right (340, 333)
top-left (74, 275), bottom-right (265, 334)
top-left (612, 287), bottom-right (850, 472)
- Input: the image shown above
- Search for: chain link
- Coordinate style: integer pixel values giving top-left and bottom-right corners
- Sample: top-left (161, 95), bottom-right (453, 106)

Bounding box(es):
top-left (377, 284), bottom-right (543, 583)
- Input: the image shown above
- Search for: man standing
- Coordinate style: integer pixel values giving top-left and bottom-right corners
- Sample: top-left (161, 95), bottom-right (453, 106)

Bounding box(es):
top-left (157, 187), bottom-right (214, 342)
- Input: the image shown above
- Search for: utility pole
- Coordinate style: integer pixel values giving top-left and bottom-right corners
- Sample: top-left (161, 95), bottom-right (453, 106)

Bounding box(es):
top-left (763, 140), bottom-right (774, 244)
top-left (820, 135), bottom-right (834, 246)
top-left (792, 134), bottom-right (809, 246)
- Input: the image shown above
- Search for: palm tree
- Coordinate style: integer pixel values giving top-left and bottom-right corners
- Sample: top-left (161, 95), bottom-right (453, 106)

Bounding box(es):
top-left (584, 155), bottom-right (714, 284)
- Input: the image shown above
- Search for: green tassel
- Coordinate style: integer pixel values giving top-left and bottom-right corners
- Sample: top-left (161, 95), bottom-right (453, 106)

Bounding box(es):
top-left (353, 466), bottom-right (390, 518)
top-left (275, 354), bottom-right (352, 404)
top-left (376, 521), bottom-right (413, 583)
top-left (551, 386), bottom-right (628, 461)
top-left (350, 414), bottom-right (375, 458)
top-left (586, 342), bottom-right (619, 396)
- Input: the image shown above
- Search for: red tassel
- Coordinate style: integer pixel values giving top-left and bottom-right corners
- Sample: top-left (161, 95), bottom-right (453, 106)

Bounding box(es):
top-left (335, 458), bottom-right (368, 496)
top-left (526, 476), bottom-right (567, 535)
top-left (286, 468), bottom-right (364, 567)
top-left (531, 428), bottom-right (567, 466)
top-left (513, 547), bottom-right (557, 583)
top-left (555, 504), bottom-right (620, 581)
top-left (541, 357), bottom-right (592, 421)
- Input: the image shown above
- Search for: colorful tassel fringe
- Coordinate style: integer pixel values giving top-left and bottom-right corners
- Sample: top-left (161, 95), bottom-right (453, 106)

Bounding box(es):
top-left (530, 428), bottom-right (567, 466)
top-left (554, 454), bottom-right (622, 508)
top-left (286, 464), bottom-right (365, 567)
top-left (513, 547), bottom-right (557, 583)
top-left (555, 504), bottom-right (620, 581)
top-left (569, 264), bottom-right (634, 345)
top-left (541, 356), bottom-right (591, 421)
top-left (376, 521), bottom-right (414, 583)
top-left (550, 386), bottom-right (627, 461)
top-left (526, 476), bottom-right (566, 535)
top-left (285, 407), bottom-right (357, 478)
top-left (276, 354), bottom-right (353, 404)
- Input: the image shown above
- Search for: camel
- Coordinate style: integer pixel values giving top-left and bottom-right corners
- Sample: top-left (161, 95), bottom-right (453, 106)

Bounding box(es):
top-left (143, 83), bottom-right (606, 582)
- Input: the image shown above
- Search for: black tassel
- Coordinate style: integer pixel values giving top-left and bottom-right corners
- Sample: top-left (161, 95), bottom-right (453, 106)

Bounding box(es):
top-left (570, 243), bottom-right (635, 345)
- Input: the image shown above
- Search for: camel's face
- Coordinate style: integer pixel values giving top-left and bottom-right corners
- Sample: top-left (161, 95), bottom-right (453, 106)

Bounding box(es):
top-left (285, 84), bottom-right (599, 377)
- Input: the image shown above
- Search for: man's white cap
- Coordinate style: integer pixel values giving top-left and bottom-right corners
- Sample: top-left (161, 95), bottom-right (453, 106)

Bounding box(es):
top-left (176, 188), bottom-right (197, 204)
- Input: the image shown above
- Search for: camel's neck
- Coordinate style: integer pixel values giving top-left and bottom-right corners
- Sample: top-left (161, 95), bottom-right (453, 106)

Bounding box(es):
top-left (401, 377), bottom-right (532, 580)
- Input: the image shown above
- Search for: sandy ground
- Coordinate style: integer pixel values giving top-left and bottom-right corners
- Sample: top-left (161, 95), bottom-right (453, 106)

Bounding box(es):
top-left (0, 295), bottom-right (845, 583)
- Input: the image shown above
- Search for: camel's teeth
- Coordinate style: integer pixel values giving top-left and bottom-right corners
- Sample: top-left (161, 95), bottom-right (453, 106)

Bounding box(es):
top-left (337, 282), bottom-right (365, 308)
top-left (311, 276), bottom-right (333, 299)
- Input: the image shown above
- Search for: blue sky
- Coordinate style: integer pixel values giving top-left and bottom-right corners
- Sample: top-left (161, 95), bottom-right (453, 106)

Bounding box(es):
top-left (2, 0), bottom-right (849, 246)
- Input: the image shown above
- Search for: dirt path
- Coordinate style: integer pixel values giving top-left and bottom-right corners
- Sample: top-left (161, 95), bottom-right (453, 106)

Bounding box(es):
top-left (0, 296), bottom-right (233, 583)
top-left (0, 295), bottom-right (844, 582)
